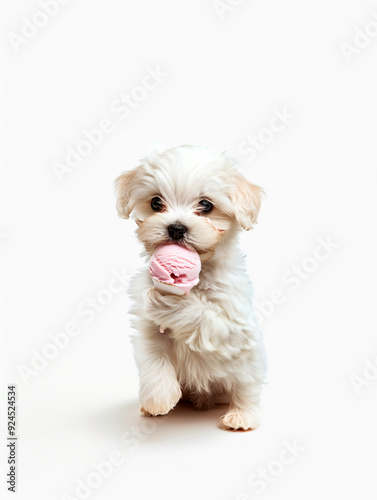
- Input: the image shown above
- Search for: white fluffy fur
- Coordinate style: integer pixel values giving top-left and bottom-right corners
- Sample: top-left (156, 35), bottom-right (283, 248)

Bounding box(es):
top-left (115, 145), bottom-right (267, 431)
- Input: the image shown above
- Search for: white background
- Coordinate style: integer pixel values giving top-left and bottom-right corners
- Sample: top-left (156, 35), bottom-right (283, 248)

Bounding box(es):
top-left (1, 1), bottom-right (377, 499)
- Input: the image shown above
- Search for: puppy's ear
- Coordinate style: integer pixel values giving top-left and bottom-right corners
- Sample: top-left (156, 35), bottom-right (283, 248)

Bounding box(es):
top-left (114, 167), bottom-right (139, 219)
top-left (230, 173), bottom-right (264, 230)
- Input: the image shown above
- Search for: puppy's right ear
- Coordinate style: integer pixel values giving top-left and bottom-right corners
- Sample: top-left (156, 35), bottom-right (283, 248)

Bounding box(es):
top-left (114, 167), bottom-right (139, 219)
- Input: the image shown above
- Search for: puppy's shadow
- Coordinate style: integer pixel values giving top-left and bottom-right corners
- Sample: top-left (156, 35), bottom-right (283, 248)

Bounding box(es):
top-left (89, 398), bottom-right (229, 444)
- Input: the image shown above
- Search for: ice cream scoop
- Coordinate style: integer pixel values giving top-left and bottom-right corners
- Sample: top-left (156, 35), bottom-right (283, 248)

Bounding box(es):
top-left (149, 244), bottom-right (201, 296)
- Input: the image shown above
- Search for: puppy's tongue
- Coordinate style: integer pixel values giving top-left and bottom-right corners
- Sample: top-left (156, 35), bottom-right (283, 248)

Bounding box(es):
top-left (149, 244), bottom-right (201, 295)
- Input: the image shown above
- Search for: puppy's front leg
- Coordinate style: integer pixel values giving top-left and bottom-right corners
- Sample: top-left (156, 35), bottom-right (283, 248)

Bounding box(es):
top-left (135, 324), bottom-right (181, 417)
top-left (138, 353), bottom-right (182, 417)
top-left (219, 381), bottom-right (262, 431)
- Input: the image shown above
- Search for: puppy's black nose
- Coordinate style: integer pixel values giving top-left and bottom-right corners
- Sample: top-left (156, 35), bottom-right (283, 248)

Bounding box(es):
top-left (168, 223), bottom-right (187, 240)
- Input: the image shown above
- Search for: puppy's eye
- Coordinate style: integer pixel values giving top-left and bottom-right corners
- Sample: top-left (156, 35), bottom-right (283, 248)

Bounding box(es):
top-left (151, 196), bottom-right (164, 212)
top-left (198, 200), bottom-right (213, 214)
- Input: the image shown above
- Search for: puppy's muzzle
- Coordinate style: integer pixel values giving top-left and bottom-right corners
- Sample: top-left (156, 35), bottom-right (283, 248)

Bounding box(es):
top-left (168, 223), bottom-right (187, 241)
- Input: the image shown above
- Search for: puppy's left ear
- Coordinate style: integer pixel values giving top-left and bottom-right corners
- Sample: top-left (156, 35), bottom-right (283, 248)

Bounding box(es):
top-left (114, 167), bottom-right (139, 219)
top-left (230, 173), bottom-right (264, 230)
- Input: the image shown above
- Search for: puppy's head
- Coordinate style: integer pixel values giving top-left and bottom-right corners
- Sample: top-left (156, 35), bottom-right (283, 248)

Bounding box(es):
top-left (115, 145), bottom-right (263, 260)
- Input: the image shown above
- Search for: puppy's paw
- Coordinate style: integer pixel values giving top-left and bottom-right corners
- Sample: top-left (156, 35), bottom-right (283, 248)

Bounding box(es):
top-left (140, 383), bottom-right (182, 417)
top-left (218, 409), bottom-right (261, 432)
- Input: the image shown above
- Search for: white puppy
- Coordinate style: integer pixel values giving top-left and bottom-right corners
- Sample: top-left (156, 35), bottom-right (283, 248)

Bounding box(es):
top-left (115, 145), bottom-right (267, 431)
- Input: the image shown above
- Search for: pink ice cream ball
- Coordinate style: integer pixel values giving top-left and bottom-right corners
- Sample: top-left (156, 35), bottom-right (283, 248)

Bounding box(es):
top-left (149, 243), bottom-right (201, 295)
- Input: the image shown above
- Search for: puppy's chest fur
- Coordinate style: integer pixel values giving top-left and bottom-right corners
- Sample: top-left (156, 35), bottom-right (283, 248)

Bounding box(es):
top-left (131, 261), bottom-right (259, 388)
top-left (164, 279), bottom-right (257, 394)
top-left (163, 266), bottom-right (255, 360)
top-left (170, 280), bottom-right (254, 351)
